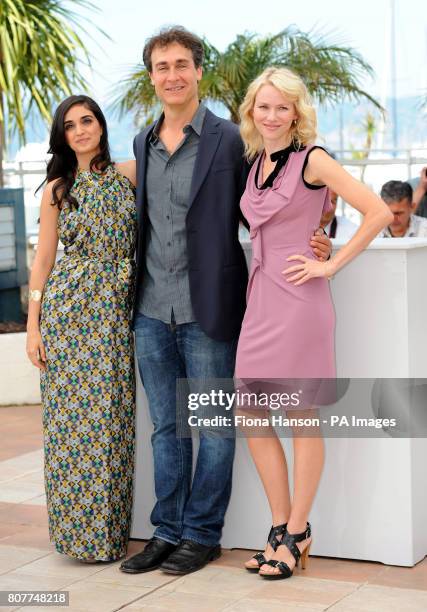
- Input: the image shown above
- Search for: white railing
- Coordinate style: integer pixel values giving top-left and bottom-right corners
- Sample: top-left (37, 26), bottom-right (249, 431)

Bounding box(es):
top-left (3, 149), bottom-right (427, 234)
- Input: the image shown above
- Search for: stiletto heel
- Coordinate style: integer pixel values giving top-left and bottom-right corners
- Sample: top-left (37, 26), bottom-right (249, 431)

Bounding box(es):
top-left (260, 522), bottom-right (311, 580)
top-left (245, 523), bottom-right (287, 572)
top-left (300, 541), bottom-right (311, 569)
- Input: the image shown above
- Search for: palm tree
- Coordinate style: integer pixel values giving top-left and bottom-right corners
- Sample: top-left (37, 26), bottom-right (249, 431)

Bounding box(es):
top-left (0, 0), bottom-right (103, 186)
top-left (113, 26), bottom-right (383, 126)
top-left (350, 111), bottom-right (377, 183)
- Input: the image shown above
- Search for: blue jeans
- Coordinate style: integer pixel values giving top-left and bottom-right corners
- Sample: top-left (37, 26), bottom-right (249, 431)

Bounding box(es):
top-left (134, 313), bottom-right (237, 547)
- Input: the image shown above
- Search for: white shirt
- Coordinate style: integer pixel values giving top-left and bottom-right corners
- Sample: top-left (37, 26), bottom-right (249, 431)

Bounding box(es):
top-left (381, 215), bottom-right (427, 238)
top-left (325, 215), bottom-right (358, 240)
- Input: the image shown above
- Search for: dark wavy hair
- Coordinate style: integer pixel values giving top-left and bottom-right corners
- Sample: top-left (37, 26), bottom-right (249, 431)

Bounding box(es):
top-left (38, 95), bottom-right (112, 210)
top-left (380, 180), bottom-right (413, 204)
top-left (143, 26), bottom-right (204, 72)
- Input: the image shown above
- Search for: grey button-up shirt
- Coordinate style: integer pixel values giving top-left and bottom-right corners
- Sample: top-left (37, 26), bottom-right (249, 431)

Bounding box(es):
top-left (137, 103), bottom-right (207, 324)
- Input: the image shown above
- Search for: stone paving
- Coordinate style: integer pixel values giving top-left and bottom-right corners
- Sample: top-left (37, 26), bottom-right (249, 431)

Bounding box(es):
top-left (0, 405), bottom-right (426, 611)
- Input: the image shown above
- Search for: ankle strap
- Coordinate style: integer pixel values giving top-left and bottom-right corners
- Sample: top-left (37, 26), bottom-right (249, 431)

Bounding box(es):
top-left (290, 522), bottom-right (310, 541)
top-left (267, 523), bottom-right (287, 551)
top-left (280, 522), bottom-right (311, 564)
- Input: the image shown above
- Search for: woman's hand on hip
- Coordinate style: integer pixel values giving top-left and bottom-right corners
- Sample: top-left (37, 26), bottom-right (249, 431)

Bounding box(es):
top-left (282, 255), bottom-right (335, 286)
top-left (26, 330), bottom-right (47, 371)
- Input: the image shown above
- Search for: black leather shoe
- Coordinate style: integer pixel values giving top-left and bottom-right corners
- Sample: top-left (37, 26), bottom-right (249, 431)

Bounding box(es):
top-left (119, 538), bottom-right (178, 573)
top-left (160, 539), bottom-right (221, 575)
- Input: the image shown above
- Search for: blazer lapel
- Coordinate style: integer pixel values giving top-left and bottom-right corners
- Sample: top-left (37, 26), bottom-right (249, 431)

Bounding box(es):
top-left (188, 110), bottom-right (222, 210)
top-left (136, 124), bottom-right (155, 227)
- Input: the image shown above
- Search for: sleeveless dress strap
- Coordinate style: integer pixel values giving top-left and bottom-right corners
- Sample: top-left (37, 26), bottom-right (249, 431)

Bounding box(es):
top-left (301, 145), bottom-right (330, 190)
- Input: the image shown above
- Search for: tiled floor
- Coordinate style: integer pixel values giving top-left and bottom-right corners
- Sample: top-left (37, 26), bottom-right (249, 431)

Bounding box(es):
top-left (0, 405), bottom-right (426, 611)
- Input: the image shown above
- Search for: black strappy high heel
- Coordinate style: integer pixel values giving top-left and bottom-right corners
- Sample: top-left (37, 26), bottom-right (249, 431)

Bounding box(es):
top-left (245, 523), bottom-right (287, 573)
top-left (259, 522), bottom-right (311, 580)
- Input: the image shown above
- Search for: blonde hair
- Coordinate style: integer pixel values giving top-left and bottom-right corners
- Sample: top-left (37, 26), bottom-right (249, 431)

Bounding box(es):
top-left (239, 67), bottom-right (317, 160)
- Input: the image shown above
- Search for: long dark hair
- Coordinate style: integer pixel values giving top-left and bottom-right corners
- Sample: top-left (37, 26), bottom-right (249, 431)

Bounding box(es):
top-left (38, 95), bottom-right (112, 210)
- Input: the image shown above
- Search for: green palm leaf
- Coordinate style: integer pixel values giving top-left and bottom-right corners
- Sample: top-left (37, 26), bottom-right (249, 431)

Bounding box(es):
top-left (0, 0), bottom-right (108, 185)
top-left (113, 26), bottom-right (383, 127)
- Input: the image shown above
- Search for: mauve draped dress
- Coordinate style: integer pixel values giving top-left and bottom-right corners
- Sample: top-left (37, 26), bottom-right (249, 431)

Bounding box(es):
top-left (235, 145), bottom-right (336, 383)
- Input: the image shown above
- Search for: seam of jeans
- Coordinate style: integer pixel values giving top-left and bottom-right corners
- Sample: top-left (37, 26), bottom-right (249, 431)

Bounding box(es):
top-left (176, 434), bottom-right (188, 535)
top-left (175, 357), bottom-right (186, 536)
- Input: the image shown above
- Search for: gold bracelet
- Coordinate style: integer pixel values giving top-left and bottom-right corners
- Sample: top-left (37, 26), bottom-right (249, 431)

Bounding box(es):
top-left (29, 289), bottom-right (43, 302)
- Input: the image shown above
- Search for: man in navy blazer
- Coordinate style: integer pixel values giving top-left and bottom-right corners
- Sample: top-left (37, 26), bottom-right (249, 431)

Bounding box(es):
top-left (120, 26), bottom-right (331, 577)
top-left (132, 101), bottom-right (249, 343)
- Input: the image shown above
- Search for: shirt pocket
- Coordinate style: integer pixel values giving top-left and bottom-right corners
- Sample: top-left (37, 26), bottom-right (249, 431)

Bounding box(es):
top-left (171, 176), bottom-right (193, 209)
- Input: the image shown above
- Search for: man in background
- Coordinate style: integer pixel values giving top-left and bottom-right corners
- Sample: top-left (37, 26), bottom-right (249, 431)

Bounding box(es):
top-left (380, 180), bottom-right (427, 237)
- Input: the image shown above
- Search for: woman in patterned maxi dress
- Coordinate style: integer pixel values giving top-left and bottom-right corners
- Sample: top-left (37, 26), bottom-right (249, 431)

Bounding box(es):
top-left (26, 96), bottom-right (137, 562)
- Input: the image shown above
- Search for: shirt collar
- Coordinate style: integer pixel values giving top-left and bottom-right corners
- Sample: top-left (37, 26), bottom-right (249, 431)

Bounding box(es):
top-left (384, 214), bottom-right (417, 237)
top-left (407, 215), bottom-right (419, 236)
top-left (187, 102), bottom-right (206, 136)
top-left (151, 102), bottom-right (206, 143)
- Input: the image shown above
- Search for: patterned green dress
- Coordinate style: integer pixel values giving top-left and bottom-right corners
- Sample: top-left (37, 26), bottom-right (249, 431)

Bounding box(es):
top-left (40, 165), bottom-right (137, 561)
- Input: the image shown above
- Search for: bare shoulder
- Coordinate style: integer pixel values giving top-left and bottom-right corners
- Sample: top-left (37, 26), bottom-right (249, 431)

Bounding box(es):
top-left (307, 147), bottom-right (334, 166)
top-left (41, 179), bottom-right (62, 214)
top-left (44, 177), bottom-right (61, 195)
top-left (115, 160), bottom-right (137, 187)
top-left (306, 147), bottom-right (344, 183)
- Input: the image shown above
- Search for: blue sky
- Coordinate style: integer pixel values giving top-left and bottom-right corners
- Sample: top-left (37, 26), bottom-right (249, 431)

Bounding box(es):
top-left (74, 0), bottom-right (427, 107)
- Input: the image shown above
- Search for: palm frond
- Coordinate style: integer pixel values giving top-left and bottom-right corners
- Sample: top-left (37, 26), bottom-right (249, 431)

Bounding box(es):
top-left (0, 0), bottom-right (106, 146)
top-left (113, 25), bottom-right (383, 125)
top-left (108, 64), bottom-right (161, 128)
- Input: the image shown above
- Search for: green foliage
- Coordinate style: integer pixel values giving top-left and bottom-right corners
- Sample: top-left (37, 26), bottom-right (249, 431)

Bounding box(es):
top-left (0, 0), bottom-right (103, 144)
top-left (349, 111), bottom-right (377, 183)
top-left (109, 64), bottom-right (161, 128)
top-left (112, 26), bottom-right (383, 126)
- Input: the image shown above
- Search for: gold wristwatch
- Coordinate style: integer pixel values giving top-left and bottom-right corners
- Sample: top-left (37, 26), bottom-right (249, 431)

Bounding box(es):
top-left (29, 289), bottom-right (43, 302)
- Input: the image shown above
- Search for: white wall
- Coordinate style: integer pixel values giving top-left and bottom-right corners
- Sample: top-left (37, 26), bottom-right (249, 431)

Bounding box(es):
top-left (0, 332), bottom-right (41, 405)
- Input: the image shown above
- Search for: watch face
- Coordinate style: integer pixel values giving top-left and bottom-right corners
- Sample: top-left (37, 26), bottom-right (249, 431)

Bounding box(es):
top-left (30, 290), bottom-right (42, 301)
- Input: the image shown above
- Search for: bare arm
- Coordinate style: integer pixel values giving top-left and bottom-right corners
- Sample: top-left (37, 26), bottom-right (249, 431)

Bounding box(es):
top-left (115, 160), bottom-right (137, 187)
top-left (413, 167), bottom-right (427, 209)
top-left (26, 182), bottom-right (60, 369)
top-left (284, 149), bottom-right (393, 285)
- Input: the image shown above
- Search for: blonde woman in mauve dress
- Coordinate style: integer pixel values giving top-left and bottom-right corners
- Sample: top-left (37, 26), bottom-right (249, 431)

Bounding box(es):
top-left (235, 68), bottom-right (392, 580)
top-left (26, 95), bottom-right (137, 562)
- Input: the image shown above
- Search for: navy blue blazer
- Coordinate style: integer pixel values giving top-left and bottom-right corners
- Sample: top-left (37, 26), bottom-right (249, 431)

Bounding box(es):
top-left (133, 108), bottom-right (250, 342)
